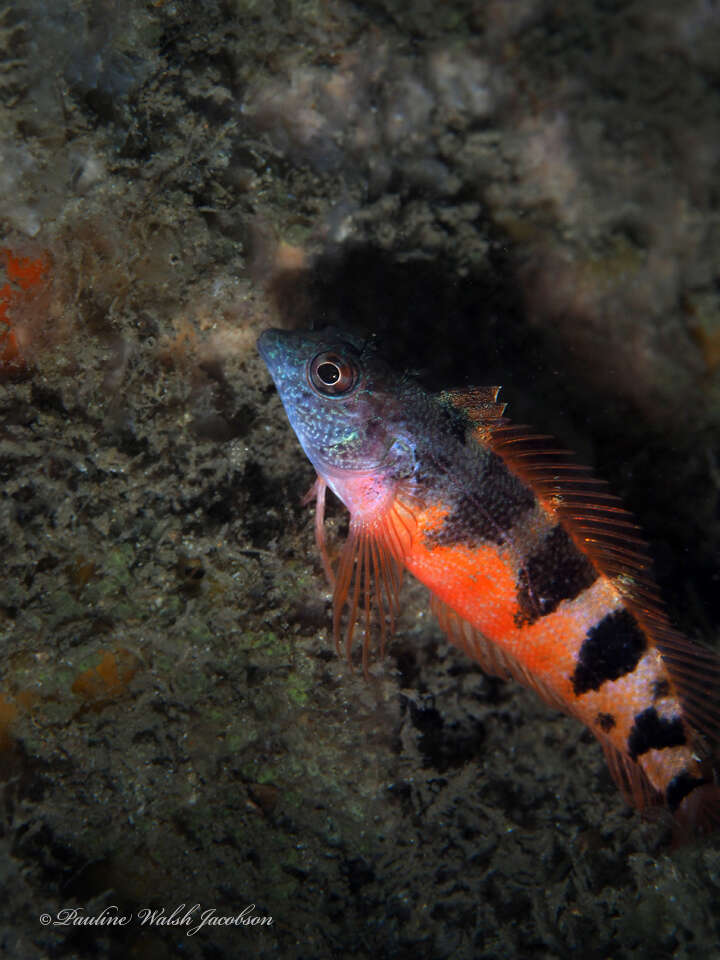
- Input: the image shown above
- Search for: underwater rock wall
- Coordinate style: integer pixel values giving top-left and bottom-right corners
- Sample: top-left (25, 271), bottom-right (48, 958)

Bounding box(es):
top-left (1, 1), bottom-right (719, 957)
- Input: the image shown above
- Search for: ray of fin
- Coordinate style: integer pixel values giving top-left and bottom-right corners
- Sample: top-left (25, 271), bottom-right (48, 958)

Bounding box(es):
top-left (440, 386), bottom-right (507, 436)
top-left (599, 736), bottom-right (661, 811)
top-left (302, 475), bottom-right (335, 587)
top-left (328, 496), bottom-right (415, 674)
top-left (441, 386), bottom-right (506, 406)
top-left (649, 628), bottom-right (720, 742)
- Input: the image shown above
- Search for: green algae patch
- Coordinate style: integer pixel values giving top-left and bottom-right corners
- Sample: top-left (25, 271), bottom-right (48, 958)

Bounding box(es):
top-left (243, 629), bottom-right (292, 654)
top-left (104, 544), bottom-right (135, 588)
top-left (285, 663), bottom-right (313, 707)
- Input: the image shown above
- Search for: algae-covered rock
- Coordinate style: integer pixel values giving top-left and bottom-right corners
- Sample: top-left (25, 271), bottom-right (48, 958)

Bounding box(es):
top-left (1, 1), bottom-right (719, 958)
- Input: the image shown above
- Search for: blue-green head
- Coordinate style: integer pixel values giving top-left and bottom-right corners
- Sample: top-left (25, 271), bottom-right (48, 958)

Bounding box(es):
top-left (258, 327), bottom-right (414, 484)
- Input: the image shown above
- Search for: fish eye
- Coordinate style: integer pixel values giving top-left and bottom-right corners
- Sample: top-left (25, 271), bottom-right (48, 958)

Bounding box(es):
top-left (308, 350), bottom-right (359, 397)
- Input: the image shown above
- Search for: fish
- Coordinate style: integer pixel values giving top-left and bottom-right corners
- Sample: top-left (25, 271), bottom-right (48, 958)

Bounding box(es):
top-left (257, 326), bottom-right (720, 836)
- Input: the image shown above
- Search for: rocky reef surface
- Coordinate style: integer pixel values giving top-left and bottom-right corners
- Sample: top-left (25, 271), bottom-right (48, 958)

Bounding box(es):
top-left (1, 1), bottom-right (720, 957)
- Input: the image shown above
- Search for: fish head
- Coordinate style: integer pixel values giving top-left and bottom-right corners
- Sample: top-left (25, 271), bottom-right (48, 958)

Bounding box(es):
top-left (258, 327), bottom-right (413, 485)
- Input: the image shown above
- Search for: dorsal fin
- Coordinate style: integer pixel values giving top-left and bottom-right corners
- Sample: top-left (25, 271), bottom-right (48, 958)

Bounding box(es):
top-left (486, 420), bottom-right (661, 615)
top-left (439, 386), bottom-right (506, 441)
top-left (443, 389), bottom-right (658, 611)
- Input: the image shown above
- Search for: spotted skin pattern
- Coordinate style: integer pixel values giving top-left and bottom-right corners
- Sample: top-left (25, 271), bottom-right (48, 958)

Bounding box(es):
top-left (258, 327), bottom-right (720, 835)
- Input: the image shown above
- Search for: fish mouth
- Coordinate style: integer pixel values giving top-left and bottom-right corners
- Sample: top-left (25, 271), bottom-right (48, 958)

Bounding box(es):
top-left (257, 329), bottom-right (290, 384)
top-left (256, 328), bottom-right (279, 364)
